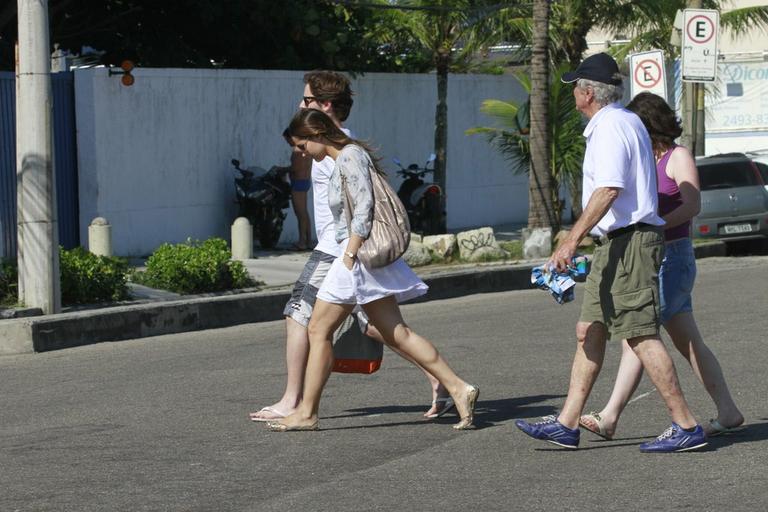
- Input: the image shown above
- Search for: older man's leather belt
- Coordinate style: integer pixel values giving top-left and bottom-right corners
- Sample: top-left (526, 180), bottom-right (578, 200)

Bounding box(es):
top-left (592, 222), bottom-right (653, 246)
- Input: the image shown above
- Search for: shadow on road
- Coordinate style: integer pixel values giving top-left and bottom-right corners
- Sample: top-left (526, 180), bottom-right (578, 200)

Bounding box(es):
top-left (707, 419), bottom-right (768, 449)
top-left (323, 394), bottom-right (565, 430)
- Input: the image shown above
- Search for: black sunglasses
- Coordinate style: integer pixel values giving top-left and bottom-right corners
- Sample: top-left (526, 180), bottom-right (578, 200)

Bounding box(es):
top-left (302, 96), bottom-right (318, 107)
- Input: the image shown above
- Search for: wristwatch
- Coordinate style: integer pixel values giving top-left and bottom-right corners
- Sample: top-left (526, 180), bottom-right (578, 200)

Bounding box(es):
top-left (344, 251), bottom-right (356, 260)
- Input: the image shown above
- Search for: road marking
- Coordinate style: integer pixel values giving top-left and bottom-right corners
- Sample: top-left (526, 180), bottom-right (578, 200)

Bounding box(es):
top-left (628, 390), bottom-right (655, 405)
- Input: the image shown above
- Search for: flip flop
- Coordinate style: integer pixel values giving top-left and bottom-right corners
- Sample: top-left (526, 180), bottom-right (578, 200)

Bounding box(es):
top-left (578, 411), bottom-right (613, 440)
top-left (250, 406), bottom-right (288, 423)
top-left (425, 397), bottom-right (456, 419)
top-left (706, 419), bottom-right (746, 437)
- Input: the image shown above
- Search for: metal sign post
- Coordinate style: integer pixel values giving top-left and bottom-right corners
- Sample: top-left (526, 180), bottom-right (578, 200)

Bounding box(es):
top-left (629, 50), bottom-right (667, 99)
top-left (682, 8), bottom-right (719, 82)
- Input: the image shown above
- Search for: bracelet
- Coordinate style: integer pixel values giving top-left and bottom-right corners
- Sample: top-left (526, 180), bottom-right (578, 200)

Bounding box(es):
top-left (344, 251), bottom-right (356, 259)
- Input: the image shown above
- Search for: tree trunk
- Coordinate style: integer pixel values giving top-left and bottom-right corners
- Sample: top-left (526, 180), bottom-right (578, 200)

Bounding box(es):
top-left (528, 0), bottom-right (556, 230)
top-left (433, 50), bottom-right (449, 232)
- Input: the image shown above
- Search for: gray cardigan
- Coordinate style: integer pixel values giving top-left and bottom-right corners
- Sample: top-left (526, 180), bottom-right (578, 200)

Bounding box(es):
top-left (328, 144), bottom-right (375, 243)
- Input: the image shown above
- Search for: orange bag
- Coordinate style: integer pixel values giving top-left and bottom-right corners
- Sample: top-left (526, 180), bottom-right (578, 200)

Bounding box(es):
top-left (332, 314), bottom-right (383, 374)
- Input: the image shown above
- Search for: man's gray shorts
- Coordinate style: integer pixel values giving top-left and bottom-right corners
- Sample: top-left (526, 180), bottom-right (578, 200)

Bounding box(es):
top-left (283, 250), bottom-right (369, 331)
top-left (283, 250), bottom-right (336, 327)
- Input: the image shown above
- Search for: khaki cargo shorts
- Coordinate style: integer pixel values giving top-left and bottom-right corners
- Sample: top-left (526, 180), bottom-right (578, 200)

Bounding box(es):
top-left (579, 227), bottom-right (664, 341)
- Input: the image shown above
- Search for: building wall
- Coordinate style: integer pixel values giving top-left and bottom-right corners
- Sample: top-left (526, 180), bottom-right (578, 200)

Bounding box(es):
top-left (74, 68), bottom-right (529, 256)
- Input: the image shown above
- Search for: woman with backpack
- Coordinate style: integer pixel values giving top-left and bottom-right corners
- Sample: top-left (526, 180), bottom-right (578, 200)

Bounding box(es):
top-left (267, 108), bottom-right (479, 432)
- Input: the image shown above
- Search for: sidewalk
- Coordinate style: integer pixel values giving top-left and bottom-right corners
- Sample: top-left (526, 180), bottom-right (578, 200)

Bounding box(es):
top-left (0, 225), bottom-right (725, 356)
top-left (133, 222), bottom-right (528, 294)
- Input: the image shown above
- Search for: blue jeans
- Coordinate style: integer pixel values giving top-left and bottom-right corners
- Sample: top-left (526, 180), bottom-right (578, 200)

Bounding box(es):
top-left (659, 237), bottom-right (696, 324)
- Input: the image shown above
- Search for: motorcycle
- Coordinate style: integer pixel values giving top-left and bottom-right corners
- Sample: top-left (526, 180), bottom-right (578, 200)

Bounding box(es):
top-left (230, 159), bottom-right (291, 249)
top-left (393, 153), bottom-right (445, 235)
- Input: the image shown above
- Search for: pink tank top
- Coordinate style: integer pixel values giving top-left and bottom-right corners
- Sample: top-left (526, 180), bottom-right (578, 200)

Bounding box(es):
top-left (657, 146), bottom-right (690, 241)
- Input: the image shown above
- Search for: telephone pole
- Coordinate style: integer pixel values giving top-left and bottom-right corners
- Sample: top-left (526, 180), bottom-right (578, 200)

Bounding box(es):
top-left (16, 0), bottom-right (61, 314)
top-left (682, 0), bottom-right (706, 156)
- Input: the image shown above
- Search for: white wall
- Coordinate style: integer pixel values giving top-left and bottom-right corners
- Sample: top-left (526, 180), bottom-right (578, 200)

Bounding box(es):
top-left (704, 59), bottom-right (768, 156)
top-left (75, 68), bottom-right (528, 256)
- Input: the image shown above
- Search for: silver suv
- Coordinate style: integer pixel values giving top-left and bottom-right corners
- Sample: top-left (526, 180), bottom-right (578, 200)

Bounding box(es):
top-left (693, 153), bottom-right (768, 242)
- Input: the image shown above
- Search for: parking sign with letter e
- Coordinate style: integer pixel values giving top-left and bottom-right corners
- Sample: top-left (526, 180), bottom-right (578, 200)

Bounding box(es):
top-left (682, 8), bottom-right (719, 82)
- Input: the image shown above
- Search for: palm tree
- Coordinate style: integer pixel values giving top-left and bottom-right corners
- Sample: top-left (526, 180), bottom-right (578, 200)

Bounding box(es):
top-left (466, 64), bottom-right (586, 229)
top-left (373, 0), bottom-right (529, 231)
top-left (597, 0), bottom-right (768, 61)
top-left (481, 0), bottom-right (768, 220)
top-left (528, 0), bottom-right (554, 230)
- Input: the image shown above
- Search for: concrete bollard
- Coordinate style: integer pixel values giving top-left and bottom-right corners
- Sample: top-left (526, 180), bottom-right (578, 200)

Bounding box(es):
top-left (231, 217), bottom-right (253, 260)
top-left (88, 217), bottom-right (113, 257)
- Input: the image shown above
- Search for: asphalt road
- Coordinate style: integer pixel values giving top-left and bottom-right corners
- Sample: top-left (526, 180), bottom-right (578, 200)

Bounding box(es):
top-left (2, 256), bottom-right (768, 511)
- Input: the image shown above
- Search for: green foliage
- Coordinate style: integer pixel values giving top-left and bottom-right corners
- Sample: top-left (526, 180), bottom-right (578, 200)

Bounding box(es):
top-left (0, 258), bottom-right (19, 306)
top-left (0, 0), bottom-right (434, 72)
top-left (133, 238), bottom-right (256, 295)
top-left (59, 247), bottom-right (131, 305)
top-left (466, 64), bottom-right (585, 222)
top-left (498, 240), bottom-right (523, 260)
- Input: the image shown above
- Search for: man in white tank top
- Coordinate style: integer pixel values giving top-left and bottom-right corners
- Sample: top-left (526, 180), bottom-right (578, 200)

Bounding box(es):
top-left (250, 72), bottom-right (446, 422)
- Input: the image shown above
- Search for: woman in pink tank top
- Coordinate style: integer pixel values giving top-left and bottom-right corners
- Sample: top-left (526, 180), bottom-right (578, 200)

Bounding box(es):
top-left (579, 93), bottom-right (743, 440)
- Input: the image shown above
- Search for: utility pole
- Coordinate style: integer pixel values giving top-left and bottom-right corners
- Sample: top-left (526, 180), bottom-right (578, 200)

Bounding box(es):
top-left (682, 0), bottom-right (706, 156)
top-left (16, 0), bottom-right (61, 314)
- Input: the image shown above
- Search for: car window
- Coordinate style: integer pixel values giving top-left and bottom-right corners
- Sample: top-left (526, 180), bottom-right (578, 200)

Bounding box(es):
top-left (756, 162), bottom-right (768, 184)
top-left (697, 160), bottom-right (759, 190)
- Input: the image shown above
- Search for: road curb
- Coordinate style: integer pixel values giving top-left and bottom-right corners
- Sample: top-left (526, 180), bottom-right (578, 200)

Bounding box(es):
top-left (0, 263), bottom-right (537, 355)
top-left (0, 241), bottom-right (726, 355)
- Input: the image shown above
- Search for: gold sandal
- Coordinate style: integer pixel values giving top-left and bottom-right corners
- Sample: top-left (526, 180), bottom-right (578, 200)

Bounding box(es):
top-left (453, 385), bottom-right (480, 430)
top-left (267, 420), bottom-right (319, 432)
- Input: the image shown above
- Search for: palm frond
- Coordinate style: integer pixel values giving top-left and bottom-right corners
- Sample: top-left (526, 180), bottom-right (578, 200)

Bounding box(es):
top-left (478, 99), bottom-right (519, 121)
top-left (598, 0), bottom-right (680, 36)
top-left (605, 29), bottom-right (673, 61)
top-left (721, 5), bottom-right (768, 36)
top-left (467, 65), bottom-right (585, 186)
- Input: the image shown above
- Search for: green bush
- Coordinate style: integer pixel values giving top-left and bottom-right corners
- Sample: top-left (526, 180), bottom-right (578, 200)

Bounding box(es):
top-left (499, 240), bottom-right (523, 260)
top-left (0, 258), bottom-right (19, 306)
top-left (132, 238), bottom-right (256, 294)
top-left (60, 247), bottom-right (131, 304)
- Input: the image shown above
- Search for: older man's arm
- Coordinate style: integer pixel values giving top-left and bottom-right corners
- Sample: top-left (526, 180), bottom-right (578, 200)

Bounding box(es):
top-left (550, 187), bottom-right (620, 272)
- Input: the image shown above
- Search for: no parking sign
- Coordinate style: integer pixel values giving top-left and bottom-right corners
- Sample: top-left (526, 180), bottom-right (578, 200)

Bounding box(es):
top-left (629, 50), bottom-right (667, 100)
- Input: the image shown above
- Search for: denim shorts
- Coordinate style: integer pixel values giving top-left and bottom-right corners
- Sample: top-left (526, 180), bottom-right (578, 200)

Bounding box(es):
top-left (659, 237), bottom-right (696, 324)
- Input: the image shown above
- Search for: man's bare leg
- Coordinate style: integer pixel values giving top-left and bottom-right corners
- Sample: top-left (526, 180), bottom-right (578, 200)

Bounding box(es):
top-left (557, 321), bottom-right (608, 429)
top-left (250, 317), bottom-right (309, 420)
top-left (627, 335), bottom-right (697, 429)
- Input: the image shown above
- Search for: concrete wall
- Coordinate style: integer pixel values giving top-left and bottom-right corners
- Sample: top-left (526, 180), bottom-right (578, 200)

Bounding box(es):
top-left (74, 68), bottom-right (528, 256)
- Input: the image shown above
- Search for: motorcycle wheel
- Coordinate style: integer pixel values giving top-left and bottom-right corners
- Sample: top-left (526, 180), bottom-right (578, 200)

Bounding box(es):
top-left (257, 210), bottom-right (284, 249)
top-left (424, 194), bottom-right (443, 235)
